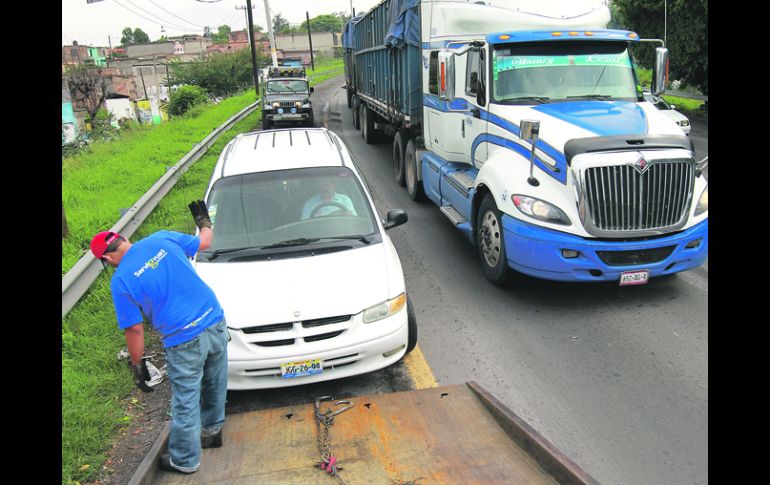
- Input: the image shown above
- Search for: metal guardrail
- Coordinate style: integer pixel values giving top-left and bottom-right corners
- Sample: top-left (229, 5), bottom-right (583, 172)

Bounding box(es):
top-left (61, 99), bottom-right (260, 318)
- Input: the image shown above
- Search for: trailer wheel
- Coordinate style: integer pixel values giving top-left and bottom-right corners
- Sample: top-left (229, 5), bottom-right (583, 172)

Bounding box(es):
top-left (405, 139), bottom-right (426, 201)
top-left (477, 193), bottom-right (510, 286)
top-left (346, 87), bottom-right (353, 109)
top-left (361, 104), bottom-right (375, 144)
top-left (392, 131), bottom-right (406, 186)
top-left (406, 296), bottom-right (417, 354)
top-left (352, 98), bottom-right (360, 130)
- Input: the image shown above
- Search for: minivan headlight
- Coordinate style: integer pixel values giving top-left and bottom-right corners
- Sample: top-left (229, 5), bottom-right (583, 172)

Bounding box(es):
top-left (513, 195), bottom-right (571, 225)
top-left (363, 293), bottom-right (406, 323)
top-left (695, 185), bottom-right (708, 216)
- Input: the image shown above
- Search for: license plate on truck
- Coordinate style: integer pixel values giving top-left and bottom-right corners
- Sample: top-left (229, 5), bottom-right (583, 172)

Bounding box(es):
top-left (619, 270), bottom-right (649, 286)
top-left (281, 359), bottom-right (323, 378)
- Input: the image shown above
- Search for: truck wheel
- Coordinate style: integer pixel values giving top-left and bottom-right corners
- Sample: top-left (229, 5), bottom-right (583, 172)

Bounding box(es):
top-left (392, 131), bottom-right (406, 186)
top-left (405, 139), bottom-right (425, 201)
top-left (352, 98), bottom-right (360, 130)
top-left (262, 118), bottom-right (271, 130)
top-left (306, 113), bottom-right (315, 127)
top-left (347, 87), bottom-right (353, 109)
top-left (477, 193), bottom-right (510, 285)
top-left (406, 296), bottom-right (417, 354)
top-left (362, 104), bottom-right (375, 144)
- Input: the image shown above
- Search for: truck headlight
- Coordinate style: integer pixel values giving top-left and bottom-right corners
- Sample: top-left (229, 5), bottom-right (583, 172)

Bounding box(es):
top-left (694, 186), bottom-right (708, 216)
top-left (363, 293), bottom-right (406, 323)
top-left (513, 195), bottom-right (571, 225)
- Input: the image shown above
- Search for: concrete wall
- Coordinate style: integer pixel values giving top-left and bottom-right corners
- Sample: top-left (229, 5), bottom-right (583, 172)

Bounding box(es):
top-left (106, 98), bottom-right (136, 125)
top-left (126, 42), bottom-right (175, 58)
top-left (274, 32), bottom-right (341, 56)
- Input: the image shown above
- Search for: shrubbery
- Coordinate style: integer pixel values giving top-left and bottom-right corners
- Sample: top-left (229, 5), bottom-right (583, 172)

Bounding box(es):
top-left (168, 85), bottom-right (209, 116)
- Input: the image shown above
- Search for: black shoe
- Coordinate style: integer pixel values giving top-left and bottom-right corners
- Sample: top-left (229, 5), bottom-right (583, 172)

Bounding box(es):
top-left (201, 430), bottom-right (223, 449)
top-left (159, 453), bottom-right (197, 474)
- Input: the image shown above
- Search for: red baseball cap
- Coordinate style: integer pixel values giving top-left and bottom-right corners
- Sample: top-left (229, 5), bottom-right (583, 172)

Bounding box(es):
top-left (90, 231), bottom-right (122, 259)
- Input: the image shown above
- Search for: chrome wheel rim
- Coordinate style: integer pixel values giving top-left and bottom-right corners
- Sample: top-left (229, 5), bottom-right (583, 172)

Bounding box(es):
top-left (479, 210), bottom-right (501, 267)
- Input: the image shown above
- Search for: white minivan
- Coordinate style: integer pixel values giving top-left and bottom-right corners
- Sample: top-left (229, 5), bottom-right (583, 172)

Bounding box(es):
top-left (195, 127), bottom-right (416, 390)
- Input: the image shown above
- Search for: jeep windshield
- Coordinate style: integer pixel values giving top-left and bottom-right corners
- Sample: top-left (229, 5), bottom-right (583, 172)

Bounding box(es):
top-left (201, 166), bottom-right (379, 260)
top-left (492, 41), bottom-right (640, 104)
top-left (267, 80), bottom-right (308, 94)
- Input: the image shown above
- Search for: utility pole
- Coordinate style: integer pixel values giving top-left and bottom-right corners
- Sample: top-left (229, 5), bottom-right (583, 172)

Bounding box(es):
top-left (237, 2), bottom-right (260, 96)
top-left (306, 11), bottom-right (315, 71)
top-left (263, 0), bottom-right (279, 67)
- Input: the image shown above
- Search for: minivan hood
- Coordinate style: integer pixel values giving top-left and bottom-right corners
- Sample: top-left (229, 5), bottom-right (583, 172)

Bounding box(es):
top-left (195, 244), bottom-right (391, 328)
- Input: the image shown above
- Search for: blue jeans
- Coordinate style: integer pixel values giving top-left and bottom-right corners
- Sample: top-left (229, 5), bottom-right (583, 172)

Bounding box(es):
top-left (164, 319), bottom-right (228, 471)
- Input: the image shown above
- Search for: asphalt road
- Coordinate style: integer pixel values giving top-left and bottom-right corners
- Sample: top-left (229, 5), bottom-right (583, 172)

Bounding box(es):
top-left (228, 76), bottom-right (708, 485)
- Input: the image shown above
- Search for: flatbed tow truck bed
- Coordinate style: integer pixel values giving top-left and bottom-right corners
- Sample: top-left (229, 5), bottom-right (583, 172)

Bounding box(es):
top-left (132, 382), bottom-right (598, 484)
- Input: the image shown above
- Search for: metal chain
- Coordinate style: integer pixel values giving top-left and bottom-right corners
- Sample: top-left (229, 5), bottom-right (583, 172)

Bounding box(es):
top-left (314, 396), bottom-right (353, 484)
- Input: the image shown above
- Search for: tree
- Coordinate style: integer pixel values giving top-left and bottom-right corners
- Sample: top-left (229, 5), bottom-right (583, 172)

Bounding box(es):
top-left (133, 28), bottom-right (150, 44)
top-left (121, 27), bottom-right (135, 45)
top-left (121, 27), bottom-right (151, 45)
top-left (272, 12), bottom-right (291, 34)
top-left (168, 48), bottom-right (268, 98)
top-left (212, 25), bottom-right (232, 43)
top-left (66, 65), bottom-right (109, 120)
top-left (613, 0), bottom-right (708, 95)
top-left (301, 14), bottom-right (343, 33)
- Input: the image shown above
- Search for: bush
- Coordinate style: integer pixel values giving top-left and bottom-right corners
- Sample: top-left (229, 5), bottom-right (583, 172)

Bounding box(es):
top-left (168, 85), bottom-right (209, 116)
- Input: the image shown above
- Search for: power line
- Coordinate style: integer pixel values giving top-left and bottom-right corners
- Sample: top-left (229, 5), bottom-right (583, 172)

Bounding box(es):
top-left (111, 0), bottom-right (195, 33)
top-left (119, 0), bottom-right (194, 31)
top-left (147, 0), bottom-right (206, 28)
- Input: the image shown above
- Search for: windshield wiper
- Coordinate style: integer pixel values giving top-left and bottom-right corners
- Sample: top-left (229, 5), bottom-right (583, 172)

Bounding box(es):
top-left (319, 235), bottom-right (374, 245)
top-left (500, 96), bottom-right (550, 105)
top-left (566, 94), bottom-right (613, 100)
top-left (259, 238), bottom-right (320, 250)
top-left (202, 246), bottom-right (260, 261)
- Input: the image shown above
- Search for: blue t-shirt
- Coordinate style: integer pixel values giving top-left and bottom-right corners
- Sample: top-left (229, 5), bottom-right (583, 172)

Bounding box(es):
top-left (110, 231), bottom-right (224, 348)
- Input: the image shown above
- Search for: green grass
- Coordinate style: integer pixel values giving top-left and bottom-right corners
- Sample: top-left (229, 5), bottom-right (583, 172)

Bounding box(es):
top-left (61, 58), bottom-right (343, 485)
top-left (661, 95), bottom-right (706, 117)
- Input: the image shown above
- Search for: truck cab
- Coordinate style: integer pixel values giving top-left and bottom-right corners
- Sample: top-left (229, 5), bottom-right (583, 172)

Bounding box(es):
top-left (345, 0), bottom-right (708, 286)
top-left (261, 65), bottom-right (315, 129)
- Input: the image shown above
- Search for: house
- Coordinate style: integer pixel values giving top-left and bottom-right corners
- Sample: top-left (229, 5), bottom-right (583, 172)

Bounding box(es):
top-left (62, 44), bottom-right (110, 72)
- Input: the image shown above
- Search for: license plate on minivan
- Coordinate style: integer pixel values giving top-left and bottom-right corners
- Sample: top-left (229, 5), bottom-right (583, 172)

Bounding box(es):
top-left (619, 270), bottom-right (649, 286)
top-left (281, 359), bottom-right (323, 378)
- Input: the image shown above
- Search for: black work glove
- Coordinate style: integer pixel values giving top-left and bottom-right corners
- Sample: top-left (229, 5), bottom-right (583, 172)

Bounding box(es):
top-left (130, 358), bottom-right (154, 393)
top-left (188, 200), bottom-right (212, 229)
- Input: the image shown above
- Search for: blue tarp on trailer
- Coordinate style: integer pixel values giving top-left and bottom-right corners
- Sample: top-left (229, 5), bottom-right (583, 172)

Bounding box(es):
top-left (384, 0), bottom-right (420, 49)
top-left (343, 14), bottom-right (365, 49)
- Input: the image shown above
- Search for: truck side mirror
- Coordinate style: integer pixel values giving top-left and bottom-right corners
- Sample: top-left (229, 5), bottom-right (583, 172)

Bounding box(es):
top-left (383, 209), bottom-right (408, 230)
top-left (438, 50), bottom-right (455, 100)
top-left (651, 47), bottom-right (669, 96)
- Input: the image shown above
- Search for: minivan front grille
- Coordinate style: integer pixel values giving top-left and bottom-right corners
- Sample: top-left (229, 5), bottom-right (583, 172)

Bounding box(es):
top-left (583, 160), bottom-right (694, 233)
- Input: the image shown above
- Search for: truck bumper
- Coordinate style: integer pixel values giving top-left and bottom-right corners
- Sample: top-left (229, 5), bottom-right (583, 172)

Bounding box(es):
top-left (502, 216), bottom-right (708, 282)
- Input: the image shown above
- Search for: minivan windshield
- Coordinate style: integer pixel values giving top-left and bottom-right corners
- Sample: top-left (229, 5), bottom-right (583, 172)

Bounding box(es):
top-left (204, 166), bottom-right (378, 255)
top-left (267, 80), bottom-right (308, 94)
top-left (492, 42), bottom-right (639, 104)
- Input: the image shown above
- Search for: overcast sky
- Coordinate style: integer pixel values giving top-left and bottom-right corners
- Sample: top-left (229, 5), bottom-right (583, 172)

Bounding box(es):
top-left (62, 0), bottom-right (382, 47)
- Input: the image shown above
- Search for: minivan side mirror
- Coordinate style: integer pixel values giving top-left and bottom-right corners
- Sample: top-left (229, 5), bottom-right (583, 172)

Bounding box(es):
top-left (383, 209), bottom-right (408, 230)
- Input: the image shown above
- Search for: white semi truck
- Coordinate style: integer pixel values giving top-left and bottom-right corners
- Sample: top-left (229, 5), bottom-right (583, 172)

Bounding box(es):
top-left (343, 0), bottom-right (708, 285)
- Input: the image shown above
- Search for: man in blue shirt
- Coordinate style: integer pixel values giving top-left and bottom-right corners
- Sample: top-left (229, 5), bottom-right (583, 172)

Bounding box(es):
top-left (90, 201), bottom-right (226, 475)
top-left (301, 180), bottom-right (357, 219)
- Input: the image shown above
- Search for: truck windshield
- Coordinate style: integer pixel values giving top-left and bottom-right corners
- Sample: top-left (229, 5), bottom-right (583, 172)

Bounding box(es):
top-left (267, 80), bottom-right (308, 94)
top-left (492, 42), bottom-right (639, 104)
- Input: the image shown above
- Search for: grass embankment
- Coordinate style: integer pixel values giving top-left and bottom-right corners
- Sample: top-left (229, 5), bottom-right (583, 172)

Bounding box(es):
top-left (635, 67), bottom-right (706, 118)
top-left (62, 59), bottom-right (343, 485)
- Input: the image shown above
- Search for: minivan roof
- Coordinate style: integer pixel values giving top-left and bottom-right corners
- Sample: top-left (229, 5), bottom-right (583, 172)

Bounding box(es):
top-left (220, 128), bottom-right (346, 178)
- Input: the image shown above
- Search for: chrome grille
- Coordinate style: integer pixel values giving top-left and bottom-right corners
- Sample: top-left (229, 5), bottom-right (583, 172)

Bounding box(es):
top-left (584, 160), bottom-right (693, 232)
top-left (277, 101), bottom-right (298, 108)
